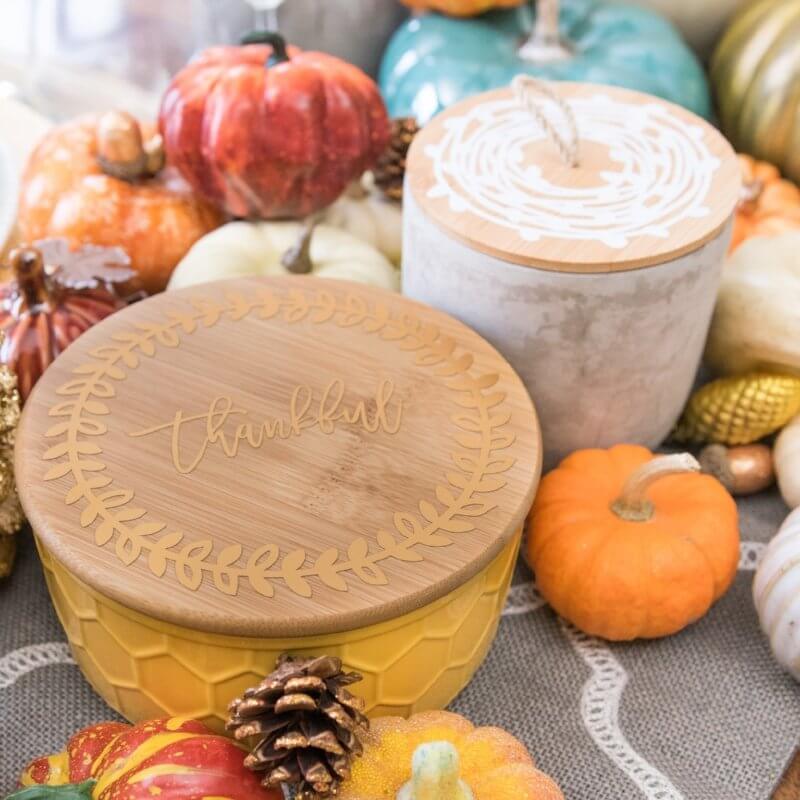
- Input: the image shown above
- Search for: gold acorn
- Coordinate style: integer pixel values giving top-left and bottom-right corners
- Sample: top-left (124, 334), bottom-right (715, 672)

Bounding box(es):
top-left (673, 373), bottom-right (800, 445)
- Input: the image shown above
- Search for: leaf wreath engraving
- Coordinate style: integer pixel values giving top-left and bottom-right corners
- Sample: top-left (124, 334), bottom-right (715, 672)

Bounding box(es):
top-left (42, 287), bottom-right (517, 599)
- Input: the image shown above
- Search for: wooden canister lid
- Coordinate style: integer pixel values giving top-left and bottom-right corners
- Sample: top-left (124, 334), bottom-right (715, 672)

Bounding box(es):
top-left (16, 277), bottom-right (540, 637)
top-left (407, 82), bottom-right (740, 272)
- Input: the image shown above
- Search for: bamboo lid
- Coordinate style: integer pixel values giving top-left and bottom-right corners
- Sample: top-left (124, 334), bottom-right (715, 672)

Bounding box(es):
top-left (407, 82), bottom-right (740, 273)
top-left (16, 277), bottom-right (541, 637)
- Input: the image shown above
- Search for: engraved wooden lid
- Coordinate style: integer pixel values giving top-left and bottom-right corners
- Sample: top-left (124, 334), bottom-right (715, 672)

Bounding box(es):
top-left (407, 82), bottom-right (740, 273)
top-left (16, 277), bottom-right (541, 637)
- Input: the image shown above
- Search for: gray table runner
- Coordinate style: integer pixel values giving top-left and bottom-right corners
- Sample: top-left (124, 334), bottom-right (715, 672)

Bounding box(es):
top-left (2, 488), bottom-right (799, 799)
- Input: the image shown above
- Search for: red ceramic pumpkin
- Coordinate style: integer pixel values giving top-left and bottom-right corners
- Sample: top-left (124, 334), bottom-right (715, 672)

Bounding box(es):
top-left (159, 32), bottom-right (390, 219)
top-left (16, 717), bottom-right (282, 800)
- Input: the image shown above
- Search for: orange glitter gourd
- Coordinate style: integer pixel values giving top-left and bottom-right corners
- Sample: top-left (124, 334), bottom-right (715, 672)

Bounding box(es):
top-left (338, 711), bottom-right (564, 800)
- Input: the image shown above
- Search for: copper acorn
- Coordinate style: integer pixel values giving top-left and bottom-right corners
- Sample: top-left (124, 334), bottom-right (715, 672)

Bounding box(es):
top-left (699, 443), bottom-right (775, 496)
top-left (227, 654), bottom-right (368, 799)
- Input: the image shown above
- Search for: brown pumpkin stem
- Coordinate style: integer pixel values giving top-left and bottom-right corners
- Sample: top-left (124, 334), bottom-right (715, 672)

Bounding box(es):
top-left (610, 453), bottom-right (700, 522)
top-left (519, 0), bottom-right (573, 64)
top-left (282, 219), bottom-right (317, 275)
top-left (8, 247), bottom-right (52, 310)
top-left (96, 111), bottom-right (164, 182)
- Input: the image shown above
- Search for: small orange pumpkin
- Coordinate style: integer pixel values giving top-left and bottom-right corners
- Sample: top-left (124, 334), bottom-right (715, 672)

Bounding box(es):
top-left (527, 445), bottom-right (739, 641)
top-left (338, 711), bottom-right (563, 800)
top-left (400, 0), bottom-right (524, 16)
top-left (17, 111), bottom-right (224, 294)
top-left (730, 154), bottom-right (800, 253)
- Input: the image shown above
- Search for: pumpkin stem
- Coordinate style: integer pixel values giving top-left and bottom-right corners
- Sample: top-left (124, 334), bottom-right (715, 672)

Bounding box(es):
top-left (9, 247), bottom-right (52, 310)
top-left (396, 742), bottom-right (474, 800)
top-left (240, 30), bottom-right (291, 67)
top-left (281, 219), bottom-right (317, 275)
top-left (738, 178), bottom-right (764, 210)
top-left (610, 453), bottom-right (700, 522)
top-left (5, 780), bottom-right (96, 800)
top-left (96, 111), bottom-right (163, 182)
top-left (519, 0), bottom-right (573, 63)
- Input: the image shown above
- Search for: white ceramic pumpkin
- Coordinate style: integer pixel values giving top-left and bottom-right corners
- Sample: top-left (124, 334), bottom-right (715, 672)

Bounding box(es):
top-left (168, 220), bottom-right (399, 292)
top-left (774, 414), bottom-right (800, 509)
top-left (630, 0), bottom-right (747, 58)
top-left (704, 232), bottom-right (800, 376)
top-left (753, 506), bottom-right (800, 681)
top-left (321, 177), bottom-right (403, 267)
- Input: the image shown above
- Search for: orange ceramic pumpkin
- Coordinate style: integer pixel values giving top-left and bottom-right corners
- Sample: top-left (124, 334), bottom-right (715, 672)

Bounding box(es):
top-left (401, 0), bottom-right (524, 15)
top-left (730, 155), bottom-right (800, 253)
top-left (338, 711), bottom-right (563, 800)
top-left (17, 111), bottom-right (224, 294)
top-left (527, 445), bottom-right (739, 641)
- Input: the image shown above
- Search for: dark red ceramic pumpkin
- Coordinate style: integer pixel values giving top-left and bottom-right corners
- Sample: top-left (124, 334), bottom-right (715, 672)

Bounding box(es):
top-left (159, 32), bottom-right (390, 219)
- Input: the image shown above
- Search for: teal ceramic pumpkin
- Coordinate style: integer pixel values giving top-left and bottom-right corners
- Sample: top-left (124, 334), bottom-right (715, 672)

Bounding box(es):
top-left (379, 0), bottom-right (711, 123)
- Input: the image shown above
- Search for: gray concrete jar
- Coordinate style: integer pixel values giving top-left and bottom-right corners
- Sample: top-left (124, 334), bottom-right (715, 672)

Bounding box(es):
top-left (402, 84), bottom-right (740, 469)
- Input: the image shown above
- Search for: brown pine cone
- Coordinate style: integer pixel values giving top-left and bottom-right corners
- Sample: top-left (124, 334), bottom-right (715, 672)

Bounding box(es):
top-left (227, 654), bottom-right (368, 799)
top-left (373, 117), bottom-right (419, 202)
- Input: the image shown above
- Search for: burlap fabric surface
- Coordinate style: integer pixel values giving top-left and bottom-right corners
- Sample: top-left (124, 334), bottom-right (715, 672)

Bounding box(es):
top-left (1, 489), bottom-right (799, 799)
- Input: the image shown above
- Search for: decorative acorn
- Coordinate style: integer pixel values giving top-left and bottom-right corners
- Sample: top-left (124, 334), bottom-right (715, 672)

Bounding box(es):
top-left (373, 117), bottom-right (419, 202)
top-left (227, 654), bottom-right (368, 799)
top-left (673, 373), bottom-right (800, 445)
top-left (0, 240), bottom-right (131, 400)
top-left (699, 443), bottom-right (775, 496)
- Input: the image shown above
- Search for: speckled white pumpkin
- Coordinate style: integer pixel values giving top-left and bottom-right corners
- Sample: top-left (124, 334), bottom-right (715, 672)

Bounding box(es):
top-left (753, 507), bottom-right (800, 681)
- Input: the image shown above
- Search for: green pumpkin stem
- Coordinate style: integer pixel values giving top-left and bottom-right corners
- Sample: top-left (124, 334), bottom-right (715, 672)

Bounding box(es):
top-left (5, 780), bottom-right (96, 800)
top-left (240, 30), bottom-right (290, 67)
top-left (519, 0), bottom-right (573, 63)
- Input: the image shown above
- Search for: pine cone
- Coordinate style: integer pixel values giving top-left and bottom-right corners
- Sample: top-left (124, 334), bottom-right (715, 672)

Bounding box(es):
top-left (227, 655), bottom-right (368, 799)
top-left (373, 117), bottom-right (419, 202)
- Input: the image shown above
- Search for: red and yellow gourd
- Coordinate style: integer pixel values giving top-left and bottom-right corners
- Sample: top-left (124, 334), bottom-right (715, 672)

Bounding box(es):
top-left (17, 111), bottom-right (223, 295)
top-left (12, 717), bottom-right (281, 800)
top-left (338, 711), bottom-right (563, 800)
top-left (527, 445), bottom-right (740, 641)
top-left (159, 32), bottom-right (390, 220)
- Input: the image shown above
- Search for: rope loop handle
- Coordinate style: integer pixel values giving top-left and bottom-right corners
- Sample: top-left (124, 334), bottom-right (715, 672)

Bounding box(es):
top-left (511, 75), bottom-right (580, 168)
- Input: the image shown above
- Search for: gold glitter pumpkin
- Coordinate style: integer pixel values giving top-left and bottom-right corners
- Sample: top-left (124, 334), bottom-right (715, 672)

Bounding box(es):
top-left (674, 373), bottom-right (800, 445)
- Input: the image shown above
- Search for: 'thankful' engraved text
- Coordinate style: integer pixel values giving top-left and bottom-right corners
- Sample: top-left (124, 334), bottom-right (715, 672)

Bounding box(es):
top-left (128, 379), bottom-right (404, 475)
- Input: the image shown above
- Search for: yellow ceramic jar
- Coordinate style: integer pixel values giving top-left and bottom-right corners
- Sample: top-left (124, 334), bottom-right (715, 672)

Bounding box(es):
top-left (17, 277), bottom-right (540, 725)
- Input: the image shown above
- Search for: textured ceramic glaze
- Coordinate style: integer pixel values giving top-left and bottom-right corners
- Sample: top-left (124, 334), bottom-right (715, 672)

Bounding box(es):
top-left (379, 1), bottom-right (710, 123)
top-left (37, 531), bottom-right (519, 729)
top-left (404, 190), bottom-right (731, 467)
